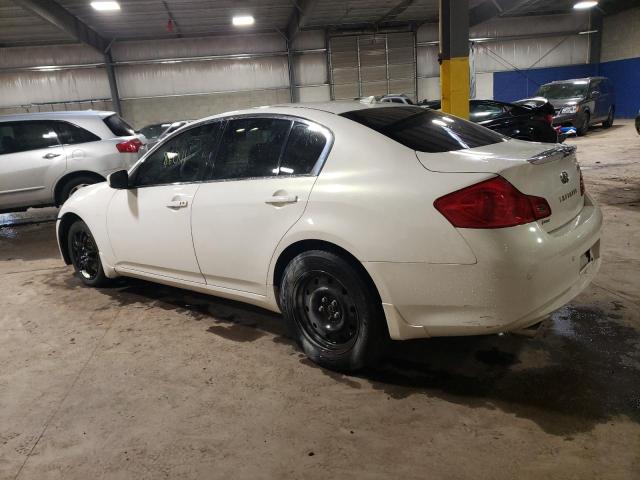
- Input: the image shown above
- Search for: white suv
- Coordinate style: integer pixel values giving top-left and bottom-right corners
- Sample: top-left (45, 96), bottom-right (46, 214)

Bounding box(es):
top-left (0, 110), bottom-right (145, 213)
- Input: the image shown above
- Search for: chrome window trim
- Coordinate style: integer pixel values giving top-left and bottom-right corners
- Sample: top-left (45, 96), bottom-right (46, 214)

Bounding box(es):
top-left (128, 113), bottom-right (334, 189)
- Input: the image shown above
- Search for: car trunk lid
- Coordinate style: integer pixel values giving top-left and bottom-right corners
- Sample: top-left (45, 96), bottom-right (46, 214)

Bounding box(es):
top-left (417, 140), bottom-right (584, 232)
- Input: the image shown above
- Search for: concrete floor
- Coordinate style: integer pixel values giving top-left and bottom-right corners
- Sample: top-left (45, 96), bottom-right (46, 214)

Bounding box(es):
top-left (1, 120), bottom-right (639, 480)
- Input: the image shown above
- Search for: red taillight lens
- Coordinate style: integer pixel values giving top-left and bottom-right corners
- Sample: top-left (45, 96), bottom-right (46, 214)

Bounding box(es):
top-left (434, 176), bottom-right (552, 229)
top-left (544, 114), bottom-right (554, 124)
top-left (116, 138), bottom-right (142, 153)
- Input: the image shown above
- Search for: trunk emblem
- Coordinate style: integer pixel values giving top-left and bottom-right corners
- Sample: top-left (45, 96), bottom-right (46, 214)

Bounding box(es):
top-left (560, 171), bottom-right (570, 184)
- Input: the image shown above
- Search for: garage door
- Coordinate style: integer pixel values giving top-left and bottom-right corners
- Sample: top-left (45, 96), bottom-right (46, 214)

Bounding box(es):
top-left (329, 32), bottom-right (417, 101)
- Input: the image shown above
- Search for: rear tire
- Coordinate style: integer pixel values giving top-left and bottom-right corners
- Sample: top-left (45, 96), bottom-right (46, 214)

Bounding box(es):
top-left (67, 220), bottom-right (109, 287)
top-left (279, 250), bottom-right (386, 372)
top-left (58, 175), bottom-right (103, 205)
top-left (602, 108), bottom-right (614, 128)
top-left (577, 112), bottom-right (590, 136)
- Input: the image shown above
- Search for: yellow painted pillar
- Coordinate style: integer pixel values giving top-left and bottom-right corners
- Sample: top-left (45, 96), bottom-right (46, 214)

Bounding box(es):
top-left (439, 0), bottom-right (469, 119)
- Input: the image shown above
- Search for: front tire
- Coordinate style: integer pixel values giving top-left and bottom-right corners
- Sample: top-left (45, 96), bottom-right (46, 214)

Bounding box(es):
top-left (67, 220), bottom-right (109, 287)
top-left (602, 107), bottom-right (614, 128)
top-left (577, 112), bottom-right (590, 136)
top-left (279, 250), bottom-right (386, 372)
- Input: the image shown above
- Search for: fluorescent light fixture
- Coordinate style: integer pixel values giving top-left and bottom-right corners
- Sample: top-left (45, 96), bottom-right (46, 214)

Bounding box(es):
top-left (232, 15), bottom-right (254, 26)
top-left (34, 66), bottom-right (60, 72)
top-left (573, 1), bottom-right (598, 10)
top-left (91, 1), bottom-right (121, 11)
top-left (578, 29), bottom-right (598, 34)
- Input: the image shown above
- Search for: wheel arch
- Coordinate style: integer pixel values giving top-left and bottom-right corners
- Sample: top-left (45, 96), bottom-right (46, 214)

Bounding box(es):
top-left (272, 239), bottom-right (383, 308)
top-left (57, 212), bottom-right (83, 265)
top-left (54, 171), bottom-right (106, 206)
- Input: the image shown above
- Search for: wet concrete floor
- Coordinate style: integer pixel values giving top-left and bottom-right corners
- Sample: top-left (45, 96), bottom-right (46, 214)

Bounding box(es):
top-left (1, 120), bottom-right (639, 479)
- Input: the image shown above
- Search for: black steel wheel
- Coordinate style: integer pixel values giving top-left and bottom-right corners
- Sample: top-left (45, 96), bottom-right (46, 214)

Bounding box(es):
top-left (67, 220), bottom-right (109, 287)
top-left (280, 250), bottom-right (386, 372)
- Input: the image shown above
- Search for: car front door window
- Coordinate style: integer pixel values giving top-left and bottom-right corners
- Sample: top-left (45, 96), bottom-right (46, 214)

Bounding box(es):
top-left (133, 123), bottom-right (220, 187)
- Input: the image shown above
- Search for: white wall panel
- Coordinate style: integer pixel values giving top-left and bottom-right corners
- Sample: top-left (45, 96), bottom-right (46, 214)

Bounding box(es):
top-left (0, 69), bottom-right (110, 107)
top-left (418, 77), bottom-right (440, 102)
top-left (112, 33), bottom-right (286, 61)
top-left (474, 72), bottom-right (493, 99)
top-left (417, 44), bottom-right (439, 78)
top-left (0, 44), bottom-right (102, 69)
top-left (116, 57), bottom-right (289, 98)
top-left (294, 52), bottom-right (327, 85)
top-left (293, 30), bottom-right (326, 51)
top-left (473, 35), bottom-right (589, 73)
top-left (296, 85), bottom-right (331, 102)
top-left (471, 13), bottom-right (589, 38)
top-left (601, 6), bottom-right (640, 62)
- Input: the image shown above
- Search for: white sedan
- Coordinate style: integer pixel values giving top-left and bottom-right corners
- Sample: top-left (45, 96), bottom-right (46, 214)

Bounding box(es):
top-left (56, 102), bottom-right (602, 372)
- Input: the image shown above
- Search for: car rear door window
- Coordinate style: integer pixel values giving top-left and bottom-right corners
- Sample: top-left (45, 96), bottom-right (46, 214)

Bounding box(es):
top-left (54, 121), bottom-right (100, 145)
top-left (0, 121), bottom-right (60, 155)
top-left (341, 106), bottom-right (504, 153)
top-left (277, 122), bottom-right (328, 175)
top-left (103, 114), bottom-right (135, 137)
top-left (210, 117), bottom-right (291, 180)
top-left (133, 123), bottom-right (220, 187)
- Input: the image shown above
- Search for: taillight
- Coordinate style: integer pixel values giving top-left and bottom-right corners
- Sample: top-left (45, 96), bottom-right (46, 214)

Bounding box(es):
top-left (434, 176), bottom-right (552, 229)
top-left (544, 114), bottom-right (554, 124)
top-left (116, 138), bottom-right (142, 153)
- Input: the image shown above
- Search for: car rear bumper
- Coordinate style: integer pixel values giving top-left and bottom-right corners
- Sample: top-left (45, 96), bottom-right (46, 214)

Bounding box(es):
top-left (365, 193), bottom-right (603, 340)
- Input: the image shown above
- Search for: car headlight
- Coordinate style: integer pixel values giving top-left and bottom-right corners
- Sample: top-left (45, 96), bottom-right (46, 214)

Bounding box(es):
top-left (561, 105), bottom-right (579, 114)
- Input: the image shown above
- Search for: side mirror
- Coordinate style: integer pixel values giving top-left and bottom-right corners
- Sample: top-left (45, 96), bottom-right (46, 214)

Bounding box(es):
top-left (108, 169), bottom-right (129, 189)
top-left (591, 90), bottom-right (600, 98)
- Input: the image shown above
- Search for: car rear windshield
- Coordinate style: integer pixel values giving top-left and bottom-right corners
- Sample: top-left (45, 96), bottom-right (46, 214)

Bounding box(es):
top-left (103, 114), bottom-right (135, 137)
top-left (341, 106), bottom-right (505, 153)
top-left (536, 82), bottom-right (588, 99)
top-left (342, 106), bottom-right (505, 153)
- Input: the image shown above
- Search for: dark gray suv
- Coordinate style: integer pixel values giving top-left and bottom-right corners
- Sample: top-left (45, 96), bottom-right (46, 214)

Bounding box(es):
top-left (535, 77), bottom-right (615, 136)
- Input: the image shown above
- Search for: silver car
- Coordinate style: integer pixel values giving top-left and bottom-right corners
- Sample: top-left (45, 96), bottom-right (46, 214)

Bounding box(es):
top-left (0, 110), bottom-right (145, 213)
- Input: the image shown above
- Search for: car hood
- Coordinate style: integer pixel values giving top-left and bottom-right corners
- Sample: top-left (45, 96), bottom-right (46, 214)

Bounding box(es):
top-left (545, 97), bottom-right (585, 109)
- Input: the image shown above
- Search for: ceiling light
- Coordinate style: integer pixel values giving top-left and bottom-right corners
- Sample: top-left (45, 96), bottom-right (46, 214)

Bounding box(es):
top-left (578, 30), bottom-right (598, 34)
top-left (573, 1), bottom-right (598, 10)
top-left (232, 15), bottom-right (254, 26)
top-left (91, 1), bottom-right (121, 11)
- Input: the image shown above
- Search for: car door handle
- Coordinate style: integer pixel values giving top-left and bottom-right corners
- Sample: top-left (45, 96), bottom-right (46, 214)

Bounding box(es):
top-left (43, 153), bottom-right (61, 159)
top-left (166, 199), bottom-right (189, 209)
top-left (265, 195), bottom-right (298, 205)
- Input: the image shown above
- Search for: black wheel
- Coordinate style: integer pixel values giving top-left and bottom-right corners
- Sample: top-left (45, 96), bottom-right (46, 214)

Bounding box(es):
top-left (58, 175), bottom-right (102, 205)
top-left (602, 108), bottom-right (614, 128)
top-left (577, 112), bottom-right (590, 136)
top-left (279, 250), bottom-right (386, 372)
top-left (67, 220), bottom-right (109, 287)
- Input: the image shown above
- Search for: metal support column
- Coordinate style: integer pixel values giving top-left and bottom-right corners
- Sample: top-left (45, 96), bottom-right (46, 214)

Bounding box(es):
top-left (384, 35), bottom-right (390, 95)
top-left (356, 36), bottom-right (362, 97)
top-left (588, 9), bottom-right (603, 66)
top-left (104, 50), bottom-right (122, 116)
top-left (439, 0), bottom-right (469, 119)
top-left (287, 40), bottom-right (296, 103)
top-left (326, 30), bottom-right (334, 100)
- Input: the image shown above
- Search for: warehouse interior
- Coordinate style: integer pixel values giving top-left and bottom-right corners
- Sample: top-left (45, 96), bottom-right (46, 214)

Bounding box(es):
top-left (1, 1), bottom-right (639, 479)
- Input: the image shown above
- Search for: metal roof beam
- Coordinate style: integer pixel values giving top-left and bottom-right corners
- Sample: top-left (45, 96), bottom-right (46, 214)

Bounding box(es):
top-left (286, 0), bottom-right (318, 40)
top-left (12, 0), bottom-right (111, 53)
top-left (469, 0), bottom-right (530, 27)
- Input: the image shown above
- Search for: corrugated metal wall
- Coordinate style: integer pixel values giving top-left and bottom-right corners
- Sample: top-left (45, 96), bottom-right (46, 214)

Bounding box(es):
top-left (0, 13), bottom-right (594, 126)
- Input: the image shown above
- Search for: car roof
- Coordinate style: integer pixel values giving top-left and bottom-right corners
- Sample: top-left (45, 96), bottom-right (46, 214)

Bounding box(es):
top-left (545, 77), bottom-right (607, 85)
top-left (0, 110), bottom-right (114, 122)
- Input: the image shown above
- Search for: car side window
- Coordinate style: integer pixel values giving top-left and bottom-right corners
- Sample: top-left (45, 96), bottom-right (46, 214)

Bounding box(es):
top-left (278, 122), bottom-right (328, 175)
top-left (589, 79), bottom-right (601, 95)
top-left (133, 122), bottom-right (220, 187)
top-left (210, 117), bottom-right (291, 180)
top-left (0, 121), bottom-right (60, 155)
top-left (54, 121), bottom-right (100, 145)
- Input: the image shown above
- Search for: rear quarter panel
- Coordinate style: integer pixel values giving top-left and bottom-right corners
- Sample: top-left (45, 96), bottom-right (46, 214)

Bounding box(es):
top-left (271, 115), bottom-right (485, 267)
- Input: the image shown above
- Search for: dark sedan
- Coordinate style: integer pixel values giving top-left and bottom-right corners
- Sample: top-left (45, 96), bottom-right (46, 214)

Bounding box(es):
top-left (424, 99), bottom-right (558, 143)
